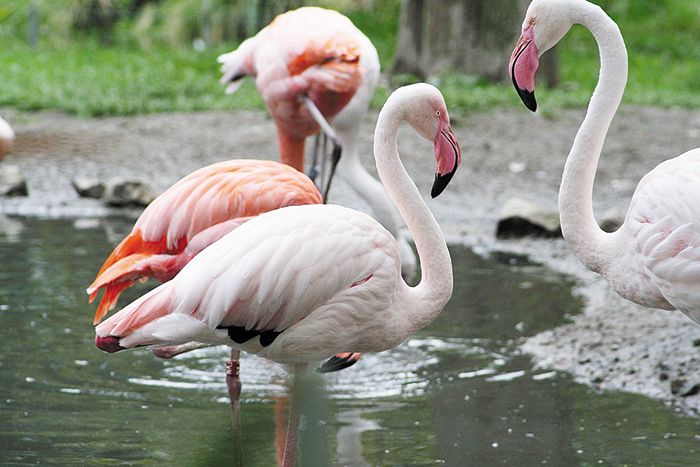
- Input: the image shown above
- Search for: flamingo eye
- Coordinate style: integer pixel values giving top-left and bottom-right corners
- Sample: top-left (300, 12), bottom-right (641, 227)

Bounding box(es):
top-left (530, 18), bottom-right (536, 25)
top-left (436, 110), bottom-right (442, 117)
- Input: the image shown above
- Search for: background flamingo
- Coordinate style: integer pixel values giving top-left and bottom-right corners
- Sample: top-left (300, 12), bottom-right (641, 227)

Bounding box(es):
top-left (0, 116), bottom-right (14, 161)
top-left (94, 83), bottom-right (461, 466)
top-left (218, 6), bottom-right (417, 279)
top-left (510, 0), bottom-right (700, 323)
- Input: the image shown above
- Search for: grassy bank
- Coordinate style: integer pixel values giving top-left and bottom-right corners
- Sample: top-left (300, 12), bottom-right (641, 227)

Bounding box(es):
top-left (1, 0), bottom-right (698, 117)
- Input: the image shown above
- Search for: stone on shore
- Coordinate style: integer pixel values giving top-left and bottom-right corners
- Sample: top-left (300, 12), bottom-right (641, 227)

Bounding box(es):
top-left (495, 197), bottom-right (561, 239)
top-left (104, 178), bottom-right (156, 207)
top-left (0, 165), bottom-right (28, 197)
top-left (72, 177), bottom-right (106, 199)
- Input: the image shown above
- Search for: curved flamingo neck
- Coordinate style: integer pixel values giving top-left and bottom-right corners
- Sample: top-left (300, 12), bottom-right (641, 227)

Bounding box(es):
top-left (373, 94), bottom-right (453, 334)
top-left (557, 1), bottom-right (628, 273)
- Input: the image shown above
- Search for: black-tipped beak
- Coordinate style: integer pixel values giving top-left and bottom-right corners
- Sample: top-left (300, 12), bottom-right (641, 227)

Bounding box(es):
top-left (509, 38), bottom-right (538, 112)
top-left (431, 170), bottom-right (456, 198)
top-left (516, 86), bottom-right (537, 112)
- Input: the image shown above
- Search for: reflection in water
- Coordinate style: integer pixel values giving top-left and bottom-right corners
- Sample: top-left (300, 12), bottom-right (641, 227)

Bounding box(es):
top-left (2, 216), bottom-right (700, 466)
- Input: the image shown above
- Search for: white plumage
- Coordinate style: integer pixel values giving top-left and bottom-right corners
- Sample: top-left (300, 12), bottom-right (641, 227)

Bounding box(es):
top-left (510, 0), bottom-right (700, 323)
top-left (96, 83), bottom-right (462, 366)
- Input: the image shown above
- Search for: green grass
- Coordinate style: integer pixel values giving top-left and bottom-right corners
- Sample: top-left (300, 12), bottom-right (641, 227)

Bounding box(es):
top-left (0, 39), bottom-right (265, 116)
top-left (1, 0), bottom-right (699, 117)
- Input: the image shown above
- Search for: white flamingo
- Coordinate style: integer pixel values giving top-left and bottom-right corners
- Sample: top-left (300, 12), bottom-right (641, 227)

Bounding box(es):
top-left (510, 0), bottom-right (700, 323)
top-left (94, 83), bottom-right (461, 465)
top-left (0, 116), bottom-right (15, 160)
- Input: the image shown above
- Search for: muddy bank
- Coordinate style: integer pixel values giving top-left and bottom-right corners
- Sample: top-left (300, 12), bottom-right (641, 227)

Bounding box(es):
top-left (2, 103), bottom-right (699, 413)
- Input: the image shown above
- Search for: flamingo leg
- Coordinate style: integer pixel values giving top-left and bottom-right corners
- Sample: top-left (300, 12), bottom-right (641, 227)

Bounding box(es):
top-left (301, 96), bottom-right (342, 202)
top-left (151, 341), bottom-right (214, 359)
top-left (307, 134), bottom-right (322, 186)
top-left (281, 362), bottom-right (308, 467)
top-left (226, 349), bottom-right (243, 467)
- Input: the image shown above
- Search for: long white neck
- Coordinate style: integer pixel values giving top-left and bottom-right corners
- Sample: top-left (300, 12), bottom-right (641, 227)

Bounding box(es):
top-left (557, 1), bottom-right (628, 273)
top-left (373, 97), bottom-right (453, 336)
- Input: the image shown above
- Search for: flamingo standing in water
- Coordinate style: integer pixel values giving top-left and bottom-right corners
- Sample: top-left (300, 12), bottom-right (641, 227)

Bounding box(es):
top-left (95, 83), bottom-right (461, 466)
top-left (510, 0), bottom-right (700, 323)
top-left (218, 6), bottom-right (417, 279)
top-left (0, 116), bottom-right (14, 160)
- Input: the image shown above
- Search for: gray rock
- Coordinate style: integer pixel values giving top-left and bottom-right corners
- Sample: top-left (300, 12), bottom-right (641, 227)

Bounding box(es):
top-left (72, 177), bottom-right (105, 199)
top-left (495, 197), bottom-right (561, 239)
top-left (0, 165), bottom-right (28, 197)
top-left (104, 178), bottom-right (156, 207)
top-left (670, 378), bottom-right (700, 398)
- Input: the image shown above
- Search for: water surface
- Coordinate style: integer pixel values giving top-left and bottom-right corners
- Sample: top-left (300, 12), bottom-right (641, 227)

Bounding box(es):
top-left (1, 216), bottom-right (699, 466)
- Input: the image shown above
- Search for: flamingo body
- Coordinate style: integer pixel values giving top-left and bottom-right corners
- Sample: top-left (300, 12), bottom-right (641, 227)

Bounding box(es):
top-left (96, 83), bottom-right (462, 367)
top-left (98, 203), bottom-right (401, 362)
top-left (219, 7), bottom-right (365, 170)
top-left (511, 0), bottom-right (700, 323)
top-left (88, 159), bottom-right (322, 323)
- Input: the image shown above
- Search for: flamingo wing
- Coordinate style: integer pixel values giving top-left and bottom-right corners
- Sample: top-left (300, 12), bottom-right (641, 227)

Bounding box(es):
top-left (89, 160), bottom-right (321, 323)
top-left (96, 204), bottom-right (401, 357)
top-left (630, 149), bottom-right (700, 321)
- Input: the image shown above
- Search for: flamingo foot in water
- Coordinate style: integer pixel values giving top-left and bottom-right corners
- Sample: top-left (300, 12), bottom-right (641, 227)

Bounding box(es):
top-left (227, 349), bottom-right (244, 467)
top-left (316, 352), bottom-right (361, 373)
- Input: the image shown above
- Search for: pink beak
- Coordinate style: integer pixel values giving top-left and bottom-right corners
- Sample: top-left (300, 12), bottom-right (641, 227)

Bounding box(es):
top-left (431, 121), bottom-right (462, 198)
top-left (509, 26), bottom-right (539, 112)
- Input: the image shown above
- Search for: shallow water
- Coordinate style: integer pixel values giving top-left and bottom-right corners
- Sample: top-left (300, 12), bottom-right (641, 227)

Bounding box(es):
top-left (1, 216), bottom-right (699, 466)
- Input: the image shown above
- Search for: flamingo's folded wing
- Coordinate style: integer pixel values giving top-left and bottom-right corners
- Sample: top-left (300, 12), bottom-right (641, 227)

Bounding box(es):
top-left (632, 150), bottom-right (700, 322)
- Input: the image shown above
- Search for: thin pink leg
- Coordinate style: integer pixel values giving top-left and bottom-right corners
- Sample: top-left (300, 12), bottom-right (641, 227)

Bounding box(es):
top-left (281, 363), bottom-right (308, 467)
top-left (227, 349), bottom-right (243, 467)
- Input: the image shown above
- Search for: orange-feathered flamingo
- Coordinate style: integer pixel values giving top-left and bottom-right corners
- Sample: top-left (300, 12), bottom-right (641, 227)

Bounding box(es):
top-left (218, 6), bottom-right (418, 279)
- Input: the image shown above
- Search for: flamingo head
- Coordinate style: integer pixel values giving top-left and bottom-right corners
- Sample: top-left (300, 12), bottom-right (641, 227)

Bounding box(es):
top-left (509, 0), bottom-right (574, 112)
top-left (398, 84), bottom-right (462, 198)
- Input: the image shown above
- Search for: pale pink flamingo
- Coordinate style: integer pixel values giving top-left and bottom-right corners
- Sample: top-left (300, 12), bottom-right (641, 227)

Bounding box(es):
top-left (218, 6), bottom-right (418, 279)
top-left (94, 83), bottom-right (461, 466)
top-left (510, 0), bottom-right (700, 323)
top-left (0, 116), bottom-right (14, 161)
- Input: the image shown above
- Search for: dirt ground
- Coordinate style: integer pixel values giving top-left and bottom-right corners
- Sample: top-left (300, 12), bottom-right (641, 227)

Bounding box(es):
top-left (2, 102), bottom-right (700, 413)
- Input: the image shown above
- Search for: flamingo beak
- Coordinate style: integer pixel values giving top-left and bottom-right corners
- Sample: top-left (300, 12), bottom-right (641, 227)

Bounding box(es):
top-left (509, 27), bottom-right (539, 112)
top-left (95, 334), bottom-right (126, 353)
top-left (431, 122), bottom-right (461, 198)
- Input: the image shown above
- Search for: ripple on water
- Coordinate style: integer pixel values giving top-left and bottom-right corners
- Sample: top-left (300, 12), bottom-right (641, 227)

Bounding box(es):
top-left (127, 336), bottom-right (495, 401)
